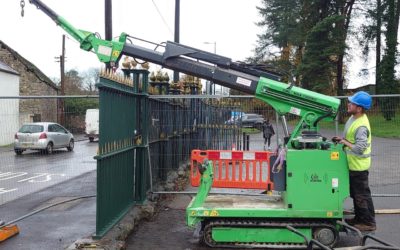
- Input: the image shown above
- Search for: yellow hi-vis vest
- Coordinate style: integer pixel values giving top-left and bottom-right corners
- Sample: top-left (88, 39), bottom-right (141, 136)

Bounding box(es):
top-left (345, 114), bottom-right (371, 171)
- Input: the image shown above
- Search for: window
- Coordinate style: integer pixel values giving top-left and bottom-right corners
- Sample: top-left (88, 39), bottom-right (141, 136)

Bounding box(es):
top-left (19, 125), bottom-right (44, 133)
top-left (48, 125), bottom-right (56, 132)
top-left (54, 124), bottom-right (66, 133)
top-left (33, 114), bottom-right (41, 122)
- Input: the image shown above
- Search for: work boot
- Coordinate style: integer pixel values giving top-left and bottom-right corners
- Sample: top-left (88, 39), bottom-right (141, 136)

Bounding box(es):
top-left (353, 223), bottom-right (376, 231)
top-left (344, 218), bottom-right (358, 226)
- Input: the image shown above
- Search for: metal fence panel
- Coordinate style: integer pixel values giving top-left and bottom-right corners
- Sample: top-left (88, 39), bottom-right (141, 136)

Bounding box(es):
top-left (0, 93), bottom-right (398, 238)
top-left (94, 76), bottom-right (137, 237)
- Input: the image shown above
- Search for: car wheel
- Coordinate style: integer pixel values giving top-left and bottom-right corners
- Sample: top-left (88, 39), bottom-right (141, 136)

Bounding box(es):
top-left (15, 149), bottom-right (23, 155)
top-left (67, 139), bottom-right (74, 151)
top-left (89, 137), bottom-right (94, 142)
top-left (46, 142), bottom-right (54, 154)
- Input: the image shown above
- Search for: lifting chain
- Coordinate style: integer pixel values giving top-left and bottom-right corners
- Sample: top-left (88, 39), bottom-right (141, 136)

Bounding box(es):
top-left (20, 0), bottom-right (26, 17)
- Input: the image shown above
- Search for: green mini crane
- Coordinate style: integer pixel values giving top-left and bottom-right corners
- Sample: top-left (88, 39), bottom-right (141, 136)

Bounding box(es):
top-left (23, 1), bottom-right (392, 248)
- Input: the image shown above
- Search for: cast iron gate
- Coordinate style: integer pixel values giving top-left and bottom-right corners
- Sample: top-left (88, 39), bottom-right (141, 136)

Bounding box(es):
top-left (94, 70), bottom-right (240, 237)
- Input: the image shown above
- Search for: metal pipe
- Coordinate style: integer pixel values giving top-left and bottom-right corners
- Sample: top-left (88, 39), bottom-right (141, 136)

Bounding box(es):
top-left (105, 0), bottom-right (113, 70)
top-left (280, 115), bottom-right (289, 137)
top-left (275, 111), bottom-right (280, 147)
top-left (147, 146), bottom-right (153, 192)
top-left (0, 95), bottom-right (99, 99)
top-left (173, 0), bottom-right (180, 82)
top-left (334, 112), bottom-right (339, 136)
top-left (152, 191), bottom-right (281, 197)
top-left (372, 194), bottom-right (400, 197)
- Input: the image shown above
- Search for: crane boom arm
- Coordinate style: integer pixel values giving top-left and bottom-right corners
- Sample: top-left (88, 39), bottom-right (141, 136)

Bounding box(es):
top-left (26, 0), bottom-right (341, 146)
top-left (28, 0), bottom-right (126, 64)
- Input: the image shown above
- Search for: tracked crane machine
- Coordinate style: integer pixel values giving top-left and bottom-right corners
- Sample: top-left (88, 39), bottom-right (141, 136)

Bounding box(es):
top-left (23, 1), bottom-right (375, 248)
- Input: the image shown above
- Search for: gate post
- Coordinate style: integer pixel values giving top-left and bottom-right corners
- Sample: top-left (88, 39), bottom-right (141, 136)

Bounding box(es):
top-left (130, 69), bottom-right (150, 203)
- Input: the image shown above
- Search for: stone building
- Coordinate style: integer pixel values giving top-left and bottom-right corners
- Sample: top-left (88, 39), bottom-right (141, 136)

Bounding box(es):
top-left (0, 40), bottom-right (59, 124)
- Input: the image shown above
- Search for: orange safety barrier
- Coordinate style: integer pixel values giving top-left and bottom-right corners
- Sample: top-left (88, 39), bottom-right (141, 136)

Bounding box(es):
top-left (0, 224), bottom-right (19, 242)
top-left (191, 149), bottom-right (274, 190)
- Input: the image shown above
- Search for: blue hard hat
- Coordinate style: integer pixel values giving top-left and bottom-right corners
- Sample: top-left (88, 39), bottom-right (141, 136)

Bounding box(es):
top-left (348, 91), bottom-right (372, 110)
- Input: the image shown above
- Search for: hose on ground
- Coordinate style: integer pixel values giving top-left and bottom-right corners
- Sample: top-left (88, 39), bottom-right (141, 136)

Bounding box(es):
top-left (0, 194), bottom-right (96, 229)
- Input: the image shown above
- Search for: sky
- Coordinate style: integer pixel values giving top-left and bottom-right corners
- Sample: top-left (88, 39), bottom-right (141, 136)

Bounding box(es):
top-left (0, 0), bottom-right (262, 80)
top-left (0, 0), bottom-right (372, 89)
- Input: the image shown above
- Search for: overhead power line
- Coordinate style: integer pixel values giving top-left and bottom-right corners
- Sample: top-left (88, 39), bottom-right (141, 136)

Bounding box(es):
top-left (151, 0), bottom-right (174, 36)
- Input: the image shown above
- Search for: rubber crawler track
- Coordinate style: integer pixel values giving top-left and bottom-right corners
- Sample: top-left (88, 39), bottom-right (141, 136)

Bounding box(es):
top-left (202, 218), bottom-right (338, 249)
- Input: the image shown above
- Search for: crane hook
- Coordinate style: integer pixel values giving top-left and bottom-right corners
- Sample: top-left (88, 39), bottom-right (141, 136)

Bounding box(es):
top-left (20, 0), bottom-right (26, 17)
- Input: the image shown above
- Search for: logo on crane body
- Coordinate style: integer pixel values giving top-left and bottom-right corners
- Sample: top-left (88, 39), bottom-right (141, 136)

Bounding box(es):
top-left (310, 174), bottom-right (322, 183)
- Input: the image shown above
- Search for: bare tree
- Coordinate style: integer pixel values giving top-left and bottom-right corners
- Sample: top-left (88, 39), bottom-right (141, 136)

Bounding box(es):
top-left (81, 67), bottom-right (100, 93)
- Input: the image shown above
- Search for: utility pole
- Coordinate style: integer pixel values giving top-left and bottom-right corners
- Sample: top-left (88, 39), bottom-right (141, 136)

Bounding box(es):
top-left (56, 34), bottom-right (66, 126)
top-left (105, 0), bottom-right (113, 70)
top-left (61, 35), bottom-right (65, 97)
top-left (173, 0), bottom-right (180, 83)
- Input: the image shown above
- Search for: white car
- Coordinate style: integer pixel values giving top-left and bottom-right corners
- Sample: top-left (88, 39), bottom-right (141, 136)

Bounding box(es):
top-left (14, 122), bottom-right (74, 155)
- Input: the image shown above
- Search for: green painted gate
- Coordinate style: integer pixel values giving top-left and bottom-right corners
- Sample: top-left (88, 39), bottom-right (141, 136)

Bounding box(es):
top-left (94, 69), bottom-right (150, 237)
top-left (94, 69), bottom-right (241, 237)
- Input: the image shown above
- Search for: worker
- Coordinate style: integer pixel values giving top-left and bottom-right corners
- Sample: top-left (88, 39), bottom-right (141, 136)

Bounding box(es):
top-left (262, 119), bottom-right (275, 150)
top-left (333, 91), bottom-right (376, 232)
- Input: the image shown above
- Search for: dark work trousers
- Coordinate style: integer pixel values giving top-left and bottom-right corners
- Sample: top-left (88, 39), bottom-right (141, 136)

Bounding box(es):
top-left (264, 135), bottom-right (272, 147)
top-left (349, 170), bottom-right (376, 225)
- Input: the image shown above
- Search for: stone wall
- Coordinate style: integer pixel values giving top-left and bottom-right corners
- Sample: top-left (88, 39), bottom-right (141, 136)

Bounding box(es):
top-left (66, 114), bottom-right (85, 134)
top-left (0, 41), bottom-right (58, 123)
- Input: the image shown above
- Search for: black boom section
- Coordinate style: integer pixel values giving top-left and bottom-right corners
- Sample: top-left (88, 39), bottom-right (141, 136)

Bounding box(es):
top-left (164, 41), bottom-right (232, 68)
top-left (28, 0), bottom-right (60, 22)
top-left (122, 42), bottom-right (263, 94)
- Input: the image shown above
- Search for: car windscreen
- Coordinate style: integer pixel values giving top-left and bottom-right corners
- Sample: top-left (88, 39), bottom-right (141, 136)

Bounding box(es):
top-left (18, 125), bottom-right (44, 133)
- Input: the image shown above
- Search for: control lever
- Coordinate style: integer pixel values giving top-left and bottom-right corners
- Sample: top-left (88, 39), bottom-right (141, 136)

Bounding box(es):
top-left (331, 136), bottom-right (342, 144)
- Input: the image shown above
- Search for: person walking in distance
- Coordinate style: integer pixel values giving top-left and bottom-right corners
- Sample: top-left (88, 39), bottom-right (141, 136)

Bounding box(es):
top-left (262, 119), bottom-right (275, 150)
top-left (333, 91), bottom-right (376, 231)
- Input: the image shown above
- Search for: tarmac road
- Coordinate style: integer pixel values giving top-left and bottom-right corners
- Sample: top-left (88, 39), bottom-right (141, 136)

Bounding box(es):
top-left (0, 140), bottom-right (97, 205)
top-left (0, 138), bottom-right (97, 250)
top-left (0, 170), bottom-right (96, 250)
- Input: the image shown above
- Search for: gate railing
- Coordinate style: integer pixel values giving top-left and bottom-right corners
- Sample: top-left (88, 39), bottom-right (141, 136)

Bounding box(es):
top-left (93, 70), bottom-right (242, 237)
top-left (94, 73), bottom-right (138, 237)
top-left (0, 92), bottom-right (398, 237)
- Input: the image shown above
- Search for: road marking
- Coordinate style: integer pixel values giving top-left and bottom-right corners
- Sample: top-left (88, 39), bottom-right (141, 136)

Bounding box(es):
top-left (18, 173), bottom-right (65, 183)
top-left (0, 172), bottom-right (67, 196)
top-left (0, 172), bottom-right (28, 181)
top-left (0, 188), bottom-right (18, 194)
top-left (17, 173), bottom-right (48, 182)
top-left (0, 171), bottom-right (66, 183)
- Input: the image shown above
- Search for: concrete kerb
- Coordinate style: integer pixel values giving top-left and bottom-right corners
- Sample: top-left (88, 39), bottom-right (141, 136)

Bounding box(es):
top-left (66, 162), bottom-right (191, 250)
